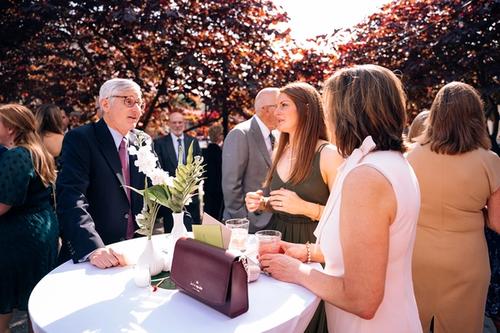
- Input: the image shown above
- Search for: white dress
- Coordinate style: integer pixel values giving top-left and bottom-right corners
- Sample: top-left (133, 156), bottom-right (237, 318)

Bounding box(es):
top-left (314, 137), bottom-right (423, 333)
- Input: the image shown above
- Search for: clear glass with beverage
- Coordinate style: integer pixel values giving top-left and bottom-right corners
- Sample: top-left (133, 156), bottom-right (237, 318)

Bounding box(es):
top-left (256, 230), bottom-right (282, 256)
top-left (226, 218), bottom-right (250, 252)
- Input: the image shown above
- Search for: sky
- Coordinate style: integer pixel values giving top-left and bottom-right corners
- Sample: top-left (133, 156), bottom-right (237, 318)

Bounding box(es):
top-left (272, 0), bottom-right (392, 42)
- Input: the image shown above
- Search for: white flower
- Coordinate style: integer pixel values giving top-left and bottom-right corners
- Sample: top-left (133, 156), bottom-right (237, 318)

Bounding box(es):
top-left (143, 136), bottom-right (153, 147)
top-left (128, 145), bottom-right (138, 156)
top-left (149, 168), bottom-right (173, 186)
top-left (164, 175), bottom-right (174, 187)
top-left (134, 157), bottom-right (158, 176)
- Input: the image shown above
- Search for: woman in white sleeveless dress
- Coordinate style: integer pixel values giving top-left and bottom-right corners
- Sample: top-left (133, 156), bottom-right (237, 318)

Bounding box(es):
top-left (260, 65), bottom-right (422, 333)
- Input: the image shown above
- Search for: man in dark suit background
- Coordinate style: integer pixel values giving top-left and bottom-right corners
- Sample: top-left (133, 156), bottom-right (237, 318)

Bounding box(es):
top-left (56, 78), bottom-right (146, 268)
top-left (202, 124), bottom-right (224, 220)
top-left (154, 111), bottom-right (202, 231)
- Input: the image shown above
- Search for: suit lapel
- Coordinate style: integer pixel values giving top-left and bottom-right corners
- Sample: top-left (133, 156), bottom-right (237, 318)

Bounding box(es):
top-left (93, 119), bottom-right (128, 200)
top-left (250, 117), bottom-right (271, 167)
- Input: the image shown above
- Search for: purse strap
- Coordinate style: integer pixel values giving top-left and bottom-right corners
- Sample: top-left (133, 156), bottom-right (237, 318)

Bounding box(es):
top-left (238, 256), bottom-right (249, 273)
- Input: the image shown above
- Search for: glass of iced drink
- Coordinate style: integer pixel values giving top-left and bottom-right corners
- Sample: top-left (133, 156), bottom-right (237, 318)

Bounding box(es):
top-left (226, 218), bottom-right (250, 252)
top-left (256, 230), bottom-right (282, 257)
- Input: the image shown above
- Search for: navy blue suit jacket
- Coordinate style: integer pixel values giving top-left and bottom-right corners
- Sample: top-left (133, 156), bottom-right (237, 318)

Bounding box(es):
top-left (154, 133), bottom-right (202, 228)
top-left (154, 134), bottom-right (202, 176)
top-left (56, 119), bottom-right (145, 262)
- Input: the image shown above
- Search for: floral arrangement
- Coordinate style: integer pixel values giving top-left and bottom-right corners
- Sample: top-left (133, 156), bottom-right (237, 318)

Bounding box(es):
top-left (127, 133), bottom-right (205, 239)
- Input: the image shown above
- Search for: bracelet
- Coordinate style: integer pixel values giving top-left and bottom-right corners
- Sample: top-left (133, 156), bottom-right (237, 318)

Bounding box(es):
top-left (305, 242), bottom-right (311, 264)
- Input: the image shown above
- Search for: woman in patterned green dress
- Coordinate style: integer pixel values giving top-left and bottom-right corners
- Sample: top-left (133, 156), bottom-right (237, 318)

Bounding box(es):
top-left (0, 104), bottom-right (59, 331)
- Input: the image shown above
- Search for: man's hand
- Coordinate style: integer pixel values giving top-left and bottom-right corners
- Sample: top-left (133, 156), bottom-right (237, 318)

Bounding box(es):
top-left (89, 247), bottom-right (124, 269)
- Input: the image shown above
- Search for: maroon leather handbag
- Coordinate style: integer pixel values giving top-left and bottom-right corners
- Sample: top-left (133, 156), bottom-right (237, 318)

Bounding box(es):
top-left (170, 238), bottom-right (249, 318)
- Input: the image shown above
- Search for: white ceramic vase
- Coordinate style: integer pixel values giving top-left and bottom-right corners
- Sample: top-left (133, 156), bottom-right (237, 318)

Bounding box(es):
top-left (137, 238), bottom-right (164, 276)
top-left (165, 211), bottom-right (188, 271)
top-left (171, 211), bottom-right (188, 243)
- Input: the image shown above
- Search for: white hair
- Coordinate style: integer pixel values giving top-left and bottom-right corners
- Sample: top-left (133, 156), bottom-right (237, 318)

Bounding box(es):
top-left (98, 78), bottom-right (142, 111)
top-left (254, 87), bottom-right (280, 111)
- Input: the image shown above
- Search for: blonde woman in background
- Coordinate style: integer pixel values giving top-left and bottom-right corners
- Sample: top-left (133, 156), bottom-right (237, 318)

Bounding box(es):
top-left (0, 104), bottom-right (59, 332)
top-left (408, 82), bottom-right (500, 333)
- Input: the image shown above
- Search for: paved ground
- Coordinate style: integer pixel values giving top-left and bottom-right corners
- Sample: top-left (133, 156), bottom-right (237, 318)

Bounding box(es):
top-left (10, 310), bottom-right (28, 333)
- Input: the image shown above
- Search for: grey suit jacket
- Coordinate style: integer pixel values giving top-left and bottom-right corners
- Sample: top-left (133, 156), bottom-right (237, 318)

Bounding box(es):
top-left (222, 116), bottom-right (273, 232)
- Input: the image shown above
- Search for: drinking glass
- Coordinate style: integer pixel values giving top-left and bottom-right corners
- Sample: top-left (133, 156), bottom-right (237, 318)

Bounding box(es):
top-left (133, 263), bottom-right (151, 288)
top-left (255, 230), bottom-right (282, 256)
top-left (226, 218), bottom-right (250, 252)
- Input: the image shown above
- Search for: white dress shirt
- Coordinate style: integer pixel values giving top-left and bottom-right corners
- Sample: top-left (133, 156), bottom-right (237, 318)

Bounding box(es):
top-left (254, 115), bottom-right (273, 156)
top-left (170, 132), bottom-right (184, 161)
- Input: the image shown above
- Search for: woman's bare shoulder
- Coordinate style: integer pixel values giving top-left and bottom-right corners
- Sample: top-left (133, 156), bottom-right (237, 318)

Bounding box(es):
top-left (318, 142), bottom-right (343, 162)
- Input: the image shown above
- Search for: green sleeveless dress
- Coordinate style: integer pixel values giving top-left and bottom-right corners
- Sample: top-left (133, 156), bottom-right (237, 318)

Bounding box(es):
top-left (0, 147), bottom-right (59, 313)
top-left (267, 144), bottom-right (330, 244)
top-left (268, 144), bottom-right (330, 333)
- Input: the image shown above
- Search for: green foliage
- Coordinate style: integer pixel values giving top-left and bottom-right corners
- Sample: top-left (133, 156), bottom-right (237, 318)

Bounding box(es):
top-left (0, 0), bottom-right (299, 132)
top-left (132, 141), bottom-right (204, 238)
top-left (149, 142), bottom-right (205, 213)
top-left (334, 0), bottom-right (499, 120)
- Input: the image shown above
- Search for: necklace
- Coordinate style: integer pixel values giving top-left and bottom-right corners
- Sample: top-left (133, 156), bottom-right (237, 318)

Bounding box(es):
top-left (284, 144), bottom-right (296, 162)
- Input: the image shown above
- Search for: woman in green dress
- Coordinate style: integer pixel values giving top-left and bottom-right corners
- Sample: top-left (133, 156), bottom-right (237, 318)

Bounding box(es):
top-left (0, 104), bottom-right (59, 332)
top-left (246, 82), bottom-right (343, 333)
top-left (246, 82), bottom-right (342, 243)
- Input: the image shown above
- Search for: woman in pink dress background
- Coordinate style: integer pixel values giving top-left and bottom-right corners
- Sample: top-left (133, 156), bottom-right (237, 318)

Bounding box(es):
top-left (260, 64), bottom-right (422, 332)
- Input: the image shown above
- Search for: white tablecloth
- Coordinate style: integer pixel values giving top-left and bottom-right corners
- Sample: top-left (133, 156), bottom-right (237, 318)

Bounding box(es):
top-left (29, 235), bottom-right (321, 333)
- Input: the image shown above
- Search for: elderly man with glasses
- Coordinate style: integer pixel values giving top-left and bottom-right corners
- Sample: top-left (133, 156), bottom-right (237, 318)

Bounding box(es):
top-left (56, 78), bottom-right (149, 269)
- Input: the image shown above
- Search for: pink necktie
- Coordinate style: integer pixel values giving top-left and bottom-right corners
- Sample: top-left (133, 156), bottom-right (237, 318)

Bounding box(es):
top-left (119, 138), bottom-right (134, 239)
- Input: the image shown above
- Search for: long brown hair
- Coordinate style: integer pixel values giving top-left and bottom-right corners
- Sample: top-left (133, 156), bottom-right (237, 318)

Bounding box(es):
top-left (0, 104), bottom-right (56, 186)
top-left (35, 104), bottom-right (64, 135)
top-left (323, 64), bottom-right (407, 157)
top-left (423, 82), bottom-right (490, 154)
top-left (264, 82), bottom-right (328, 186)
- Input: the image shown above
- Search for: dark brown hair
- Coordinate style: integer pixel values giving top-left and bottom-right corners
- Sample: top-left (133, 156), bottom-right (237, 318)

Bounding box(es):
top-left (423, 81), bottom-right (490, 154)
top-left (323, 64), bottom-right (407, 157)
top-left (35, 104), bottom-right (64, 135)
top-left (0, 104), bottom-right (56, 186)
top-left (264, 82), bottom-right (328, 186)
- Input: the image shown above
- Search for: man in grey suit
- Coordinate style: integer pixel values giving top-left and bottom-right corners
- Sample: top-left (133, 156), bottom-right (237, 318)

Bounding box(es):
top-left (222, 87), bottom-right (279, 233)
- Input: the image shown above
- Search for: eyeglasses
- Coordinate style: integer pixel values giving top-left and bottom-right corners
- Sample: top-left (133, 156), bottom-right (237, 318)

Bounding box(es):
top-left (110, 95), bottom-right (145, 109)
